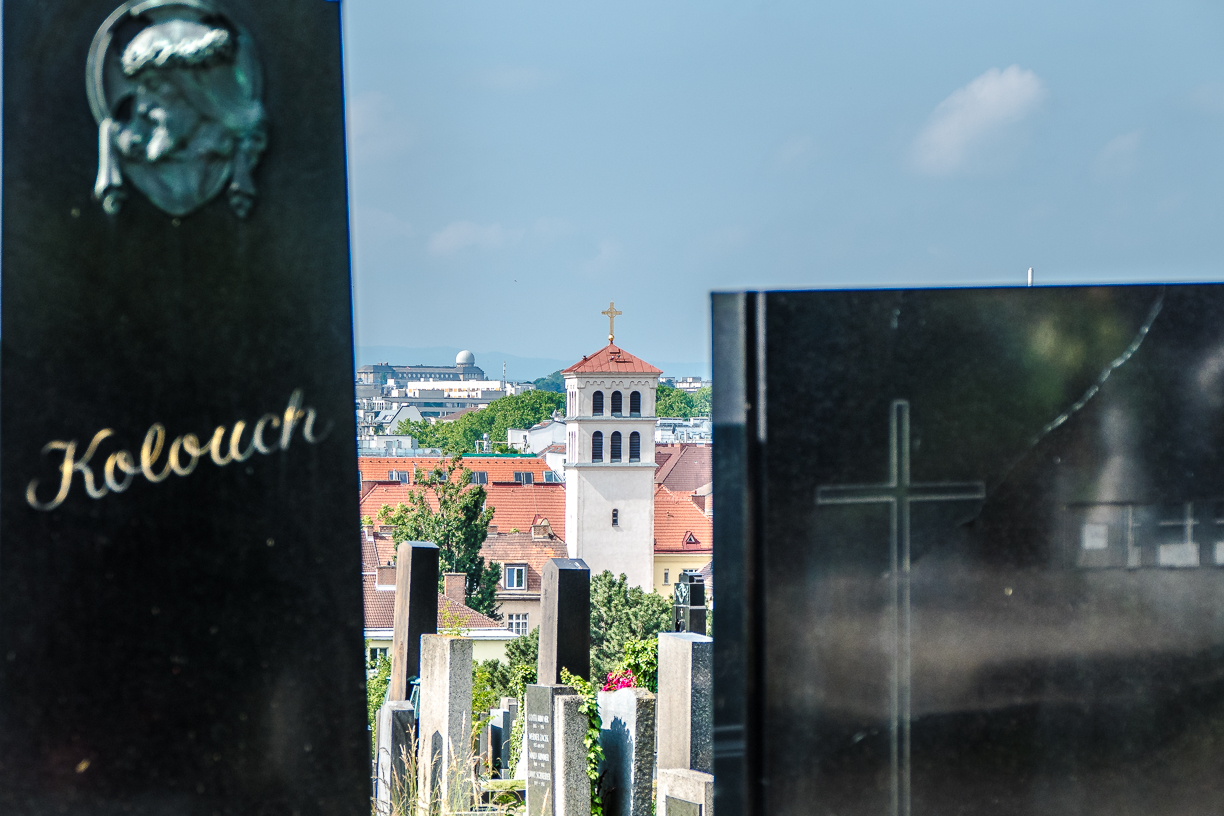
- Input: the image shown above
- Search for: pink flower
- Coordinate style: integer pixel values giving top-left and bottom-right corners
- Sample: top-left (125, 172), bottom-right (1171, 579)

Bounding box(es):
top-left (601, 669), bottom-right (637, 691)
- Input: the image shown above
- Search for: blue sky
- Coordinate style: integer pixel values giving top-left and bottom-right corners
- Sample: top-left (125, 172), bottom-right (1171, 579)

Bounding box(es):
top-left (343, 0), bottom-right (1224, 376)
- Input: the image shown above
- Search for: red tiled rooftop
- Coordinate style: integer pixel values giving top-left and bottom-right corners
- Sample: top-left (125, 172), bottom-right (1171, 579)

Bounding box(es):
top-left (562, 344), bottom-right (663, 375)
top-left (480, 526), bottom-right (568, 594)
top-left (654, 484), bottom-right (713, 553)
top-left (359, 455), bottom-right (551, 486)
top-left (654, 444), bottom-right (712, 493)
top-left (359, 481), bottom-right (566, 544)
top-left (362, 573), bottom-right (507, 631)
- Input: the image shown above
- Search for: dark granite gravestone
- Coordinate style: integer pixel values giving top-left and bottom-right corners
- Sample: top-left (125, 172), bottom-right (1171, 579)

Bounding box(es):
top-left (714, 285), bottom-right (1224, 815)
top-left (525, 684), bottom-right (577, 816)
top-left (389, 540), bottom-right (440, 701)
top-left (0, 1), bottom-right (365, 813)
top-left (673, 571), bottom-right (706, 635)
top-left (538, 558), bottom-right (591, 685)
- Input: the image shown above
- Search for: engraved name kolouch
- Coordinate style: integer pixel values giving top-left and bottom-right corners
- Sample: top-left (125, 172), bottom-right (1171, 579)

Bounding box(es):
top-left (26, 389), bottom-right (328, 511)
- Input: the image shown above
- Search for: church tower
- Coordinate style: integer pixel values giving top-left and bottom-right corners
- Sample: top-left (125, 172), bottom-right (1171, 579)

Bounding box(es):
top-left (563, 304), bottom-right (661, 590)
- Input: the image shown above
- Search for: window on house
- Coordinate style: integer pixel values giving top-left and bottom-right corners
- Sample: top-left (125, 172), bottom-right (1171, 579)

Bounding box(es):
top-left (544, 471), bottom-right (563, 483)
top-left (611, 391), bottom-right (623, 415)
top-left (367, 646), bottom-right (389, 668)
top-left (663, 569), bottom-right (669, 585)
top-left (630, 391), bottom-right (641, 416)
top-left (592, 391), bottom-right (604, 416)
top-left (469, 471), bottom-right (488, 485)
top-left (507, 613), bottom-right (529, 637)
top-left (388, 470), bottom-right (409, 483)
top-left (629, 432), bottom-right (640, 462)
top-left (592, 432), bottom-right (603, 462)
top-left (513, 471), bottom-right (534, 485)
top-left (612, 509), bottom-right (619, 526)
top-left (610, 431), bottom-right (622, 462)
top-left (505, 565), bottom-right (526, 589)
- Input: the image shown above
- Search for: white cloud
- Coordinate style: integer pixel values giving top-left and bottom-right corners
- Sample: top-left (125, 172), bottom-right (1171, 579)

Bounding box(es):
top-left (349, 91), bottom-right (413, 163)
top-left (1093, 132), bottom-right (1141, 180)
top-left (478, 66), bottom-right (552, 92)
top-left (428, 221), bottom-right (524, 256)
top-left (911, 66), bottom-right (1046, 176)
top-left (773, 135), bottom-right (815, 171)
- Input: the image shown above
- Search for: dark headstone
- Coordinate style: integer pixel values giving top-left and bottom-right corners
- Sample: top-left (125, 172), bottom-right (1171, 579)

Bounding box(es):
top-left (537, 557), bottom-right (591, 685)
top-left (525, 684), bottom-right (577, 816)
top-left (0, 1), bottom-right (365, 812)
top-left (389, 540), bottom-right (440, 701)
top-left (374, 700), bottom-right (416, 809)
top-left (714, 285), bottom-right (1224, 815)
top-left (673, 571), bottom-right (707, 635)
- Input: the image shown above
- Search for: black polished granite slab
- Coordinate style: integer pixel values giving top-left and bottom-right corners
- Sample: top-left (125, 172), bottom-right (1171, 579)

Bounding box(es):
top-left (0, 2), bottom-right (366, 813)
top-left (714, 285), bottom-right (1224, 816)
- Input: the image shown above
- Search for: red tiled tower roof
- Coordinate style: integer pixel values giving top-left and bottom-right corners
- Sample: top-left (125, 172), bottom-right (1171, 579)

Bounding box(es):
top-left (562, 344), bottom-right (662, 375)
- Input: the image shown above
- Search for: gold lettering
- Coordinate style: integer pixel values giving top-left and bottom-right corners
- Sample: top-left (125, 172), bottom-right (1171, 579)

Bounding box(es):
top-left (105, 450), bottom-right (138, 493)
top-left (252, 413), bottom-right (281, 454)
top-left (229, 421), bottom-right (256, 462)
top-left (170, 434), bottom-right (203, 476)
top-left (280, 389), bottom-right (306, 450)
top-left (26, 441), bottom-right (77, 511)
top-left (302, 408), bottom-right (332, 444)
top-left (25, 429), bottom-right (113, 511)
top-left (140, 423), bottom-right (172, 483)
top-left (207, 426), bottom-right (233, 467)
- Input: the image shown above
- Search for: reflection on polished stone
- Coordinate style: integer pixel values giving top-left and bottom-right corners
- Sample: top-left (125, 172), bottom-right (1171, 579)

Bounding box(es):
top-left (714, 285), bottom-right (1224, 816)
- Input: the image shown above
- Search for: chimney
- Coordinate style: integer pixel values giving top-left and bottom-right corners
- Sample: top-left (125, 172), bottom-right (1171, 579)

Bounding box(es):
top-left (443, 572), bottom-right (466, 600)
top-left (376, 564), bottom-right (396, 590)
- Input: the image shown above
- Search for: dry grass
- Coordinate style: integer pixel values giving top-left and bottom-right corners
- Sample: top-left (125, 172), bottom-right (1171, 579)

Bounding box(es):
top-left (372, 729), bottom-right (525, 816)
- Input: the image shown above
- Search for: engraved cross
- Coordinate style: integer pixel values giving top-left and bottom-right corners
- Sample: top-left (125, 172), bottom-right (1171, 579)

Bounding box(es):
top-left (816, 399), bottom-right (985, 816)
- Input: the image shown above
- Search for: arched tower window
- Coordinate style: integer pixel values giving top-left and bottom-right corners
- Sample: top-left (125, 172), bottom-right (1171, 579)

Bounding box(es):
top-left (630, 391), bottom-right (641, 416)
top-left (592, 391), bottom-right (604, 416)
top-left (610, 431), bottom-right (622, 462)
top-left (629, 432), bottom-right (640, 462)
top-left (592, 431), bottom-right (604, 462)
top-left (611, 391), bottom-right (623, 416)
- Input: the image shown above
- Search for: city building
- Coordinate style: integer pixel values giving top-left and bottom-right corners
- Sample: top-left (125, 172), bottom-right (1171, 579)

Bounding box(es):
top-left (357, 350), bottom-right (487, 385)
top-left (654, 417), bottom-right (712, 444)
top-left (652, 484), bottom-right (714, 597)
top-left (480, 519), bottom-right (568, 639)
top-left (661, 375), bottom-right (712, 393)
top-left (563, 339), bottom-right (662, 590)
top-left (361, 529), bottom-right (515, 665)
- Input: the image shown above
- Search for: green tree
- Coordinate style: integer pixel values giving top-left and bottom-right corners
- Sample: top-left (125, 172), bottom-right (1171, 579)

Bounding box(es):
top-left (533, 370), bottom-right (565, 393)
top-left (394, 390), bottom-right (565, 454)
top-left (589, 571), bottom-right (672, 682)
top-left (506, 626), bottom-right (539, 670)
top-left (377, 456), bottom-right (501, 619)
top-left (366, 649), bottom-right (391, 750)
top-left (690, 386), bottom-right (711, 418)
top-left (655, 384), bottom-right (695, 418)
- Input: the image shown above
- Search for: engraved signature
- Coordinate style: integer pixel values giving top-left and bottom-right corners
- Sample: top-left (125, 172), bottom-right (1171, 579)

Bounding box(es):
top-left (26, 389), bottom-right (329, 511)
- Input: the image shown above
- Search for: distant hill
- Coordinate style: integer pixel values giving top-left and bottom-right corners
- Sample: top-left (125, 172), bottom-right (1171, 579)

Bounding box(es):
top-left (356, 345), bottom-right (708, 382)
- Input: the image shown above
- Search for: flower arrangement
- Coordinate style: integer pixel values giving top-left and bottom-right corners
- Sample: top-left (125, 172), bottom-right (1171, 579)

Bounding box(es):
top-left (601, 669), bottom-right (637, 692)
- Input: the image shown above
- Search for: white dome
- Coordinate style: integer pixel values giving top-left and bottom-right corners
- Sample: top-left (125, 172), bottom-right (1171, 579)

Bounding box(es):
top-left (455, 350), bottom-right (476, 367)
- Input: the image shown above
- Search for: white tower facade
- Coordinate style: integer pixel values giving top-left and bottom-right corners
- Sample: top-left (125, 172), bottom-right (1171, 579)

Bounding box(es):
top-left (563, 343), bottom-right (661, 590)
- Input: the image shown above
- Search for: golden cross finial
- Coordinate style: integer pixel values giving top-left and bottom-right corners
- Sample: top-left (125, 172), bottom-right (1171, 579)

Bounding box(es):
top-left (601, 301), bottom-right (622, 344)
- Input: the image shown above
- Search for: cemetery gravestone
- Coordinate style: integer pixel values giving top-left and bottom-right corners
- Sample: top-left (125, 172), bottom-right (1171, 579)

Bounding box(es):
top-left (374, 700), bottom-right (416, 810)
top-left (417, 635), bottom-right (473, 812)
top-left (657, 769), bottom-right (714, 816)
top-left (658, 632), bottom-right (713, 773)
top-left (673, 571), bottom-right (707, 635)
top-left (537, 557), bottom-right (591, 684)
top-left (0, 1), bottom-right (366, 813)
top-left (525, 684), bottom-right (577, 816)
top-left (389, 540), bottom-right (440, 701)
top-left (597, 686), bottom-right (656, 816)
top-left (714, 286), bottom-right (1224, 815)
top-left (554, 694), bottom-right (592, 816)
